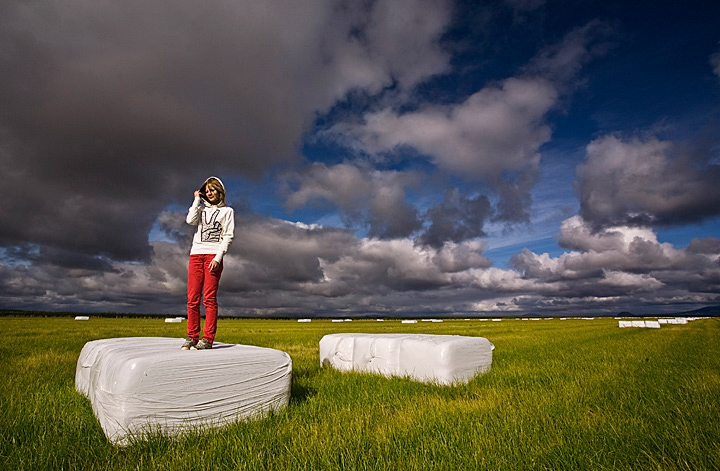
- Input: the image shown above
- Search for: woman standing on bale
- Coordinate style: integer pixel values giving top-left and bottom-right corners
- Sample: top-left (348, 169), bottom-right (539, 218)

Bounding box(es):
top-left (181, 176), bottom-right (234, 350)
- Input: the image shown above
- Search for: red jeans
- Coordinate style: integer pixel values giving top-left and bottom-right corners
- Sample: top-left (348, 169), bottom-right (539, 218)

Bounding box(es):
top-left (187, 254), bottom-right (223, 343)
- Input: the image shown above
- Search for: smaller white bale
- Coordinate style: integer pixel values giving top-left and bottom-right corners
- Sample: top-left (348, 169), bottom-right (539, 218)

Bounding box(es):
top-left (332, 319), bottom-right (344, 323)
top-left (618, 320), bottom-right (632, 328)
top-left (645, 320), bottom-right (661, 328)
top-left (631, 320), bottom-right (646, 327)
top-left (76, 337), bottom-right (291, 446)
top-left (401, 320), bottom-right (417, 324)
top-left (320, 333), bottom-right (494, 385)
top-left (164, 318), bottom-right (182, 323)
top-left (298, 319), bottom-right (311, 323)
top-left (75, 316), bottom-right (90, 321)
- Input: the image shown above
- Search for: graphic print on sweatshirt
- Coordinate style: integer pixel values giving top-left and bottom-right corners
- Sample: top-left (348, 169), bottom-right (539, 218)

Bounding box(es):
top-left (201, 209), bottom-right (222, 242)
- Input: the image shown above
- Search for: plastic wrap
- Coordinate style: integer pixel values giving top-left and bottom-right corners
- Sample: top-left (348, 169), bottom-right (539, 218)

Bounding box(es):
top-left (319, 333), bottom-right (494, 385)
top-left (76, 337), bottom-right (292, 445)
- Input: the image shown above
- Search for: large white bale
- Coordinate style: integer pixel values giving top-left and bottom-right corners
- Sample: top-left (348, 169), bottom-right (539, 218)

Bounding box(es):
top-left (76, 337), bottom-right (292, 446)
top-left (319, 333), bottom-right (494, 385)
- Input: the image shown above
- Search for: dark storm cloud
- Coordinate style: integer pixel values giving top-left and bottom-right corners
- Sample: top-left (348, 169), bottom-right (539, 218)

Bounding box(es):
top-left (0, 0), bottom-right (452, 265)
top-left (576, 135), bottom-right (720, 228)
top-left (418, 189), bottom-right (492, 248)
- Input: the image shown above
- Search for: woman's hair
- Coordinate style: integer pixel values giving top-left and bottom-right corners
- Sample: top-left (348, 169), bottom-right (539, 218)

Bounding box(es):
top-left (203, 178), bottom-right (226, 204)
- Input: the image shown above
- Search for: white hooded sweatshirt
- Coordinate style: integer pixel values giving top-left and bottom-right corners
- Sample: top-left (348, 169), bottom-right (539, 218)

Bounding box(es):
top-left (186, 176), bottom-right (235, 264)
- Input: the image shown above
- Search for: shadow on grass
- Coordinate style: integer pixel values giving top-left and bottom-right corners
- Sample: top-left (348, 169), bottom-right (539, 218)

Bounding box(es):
top-left (289, 366), bottom-right (319, 405)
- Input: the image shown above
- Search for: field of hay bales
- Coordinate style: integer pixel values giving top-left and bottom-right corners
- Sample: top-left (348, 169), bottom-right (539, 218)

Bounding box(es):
top-left (2, 315), bottom-right (719, 470)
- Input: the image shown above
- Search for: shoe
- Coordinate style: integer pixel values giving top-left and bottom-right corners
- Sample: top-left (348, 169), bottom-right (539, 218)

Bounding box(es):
top-left (181, 338), bottom-right (197, 350)
top-left (192, 338), bottom-right (213, 350)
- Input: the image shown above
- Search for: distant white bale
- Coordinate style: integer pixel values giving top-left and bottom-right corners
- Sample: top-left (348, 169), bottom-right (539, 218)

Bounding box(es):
top-left (401, 320), bottom-right (417, 324)
top-left (75, 316), bottom-right (90, 321)
top-left (645, 320), bottom-right (661, 328)
top-left (674, 318), bottom-right (688, 324)
top-left (298, 319), bottom-right (311, 323)
top-left (332, 319), bottom-right (344, 322)
top-left (319, 333), bottom-right (494, 385)
top-left (164, 318), bottom-right (182, 323)
top-left (75, 337), bottom-right (291, 446)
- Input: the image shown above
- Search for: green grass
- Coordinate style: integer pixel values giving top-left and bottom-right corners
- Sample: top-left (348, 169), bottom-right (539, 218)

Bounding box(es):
top-left (1, 316), bottom-right (719, 470)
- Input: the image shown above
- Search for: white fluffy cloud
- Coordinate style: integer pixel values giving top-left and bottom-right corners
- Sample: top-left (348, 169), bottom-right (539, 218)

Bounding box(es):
top-left (512, 215), bottom-right (718, 300)
top-left (331, 77), bottom-right (555, 179)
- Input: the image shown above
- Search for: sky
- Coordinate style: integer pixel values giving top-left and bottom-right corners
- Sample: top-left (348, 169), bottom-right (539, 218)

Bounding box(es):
top-left (1, 0), bottom-right (719, 317)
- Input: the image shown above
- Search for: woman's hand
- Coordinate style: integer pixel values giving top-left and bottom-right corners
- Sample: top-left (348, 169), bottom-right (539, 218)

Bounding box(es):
top-left (209, 260), bottom-right (220, 272)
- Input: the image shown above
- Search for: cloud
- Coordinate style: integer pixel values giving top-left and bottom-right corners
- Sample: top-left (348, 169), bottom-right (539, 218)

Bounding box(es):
top-left (2, 208), bottom-right (718, 316)
top-left (319, 75), bottom-right (557, 229)
top-left (0, 0), bottom-right (453, 264)
top-left (511, 215), bottom-right (719, 301)
top-left (418, 189), bottom-right (493, 248)
top-left (329, 76), bottom-right (555, 180)
top-left (320, 21), bottom-right (610, 227)
top-left (284, 162), bottom-right (423, 238)
top-left (576, 135), bottom-right (720, 228)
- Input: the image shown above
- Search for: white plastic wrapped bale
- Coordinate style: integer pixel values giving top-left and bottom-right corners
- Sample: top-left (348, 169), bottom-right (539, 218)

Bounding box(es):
top-left (319, 333), bottom-right (494, 385)
top-left (75, 337), bottom-right (292, 446)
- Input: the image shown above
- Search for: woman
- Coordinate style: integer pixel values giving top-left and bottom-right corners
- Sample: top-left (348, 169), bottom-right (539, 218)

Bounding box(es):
top-left (181, 176), bottom-right (234, 350)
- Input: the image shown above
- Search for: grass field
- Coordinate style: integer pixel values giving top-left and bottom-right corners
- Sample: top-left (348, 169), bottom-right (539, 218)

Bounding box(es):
top-left (1, 315), bottom-right (719, 470)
